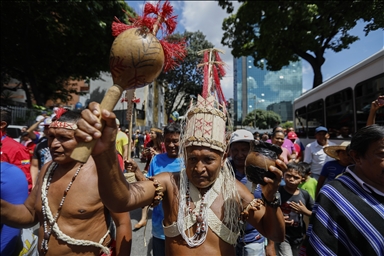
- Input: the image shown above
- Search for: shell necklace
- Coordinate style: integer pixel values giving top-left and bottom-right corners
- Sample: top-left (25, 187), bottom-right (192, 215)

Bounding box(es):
top-left (40, 162), bottom-right (83, 255)
top-left (184, 182), bottom-right (211, 246)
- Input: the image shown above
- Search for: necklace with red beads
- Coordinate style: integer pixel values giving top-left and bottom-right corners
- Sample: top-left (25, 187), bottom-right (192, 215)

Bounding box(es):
top-left (40, 162), bottom-right (83, 255)
top-left (185, 182), bottom-right (211, 245)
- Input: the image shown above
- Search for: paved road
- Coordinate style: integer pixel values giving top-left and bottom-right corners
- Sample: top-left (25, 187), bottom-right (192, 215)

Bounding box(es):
top-left (129, 160), bottom-right (154, 256)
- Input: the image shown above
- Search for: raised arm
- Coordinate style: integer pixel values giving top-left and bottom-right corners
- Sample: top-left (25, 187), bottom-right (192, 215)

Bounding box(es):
top-left (241, 160), bottom-right (286, 242)
top-left (27, 119), bottom-right (42, 141)
top-left (75, 103), bottom-right (166, 213)
top-left (366, 96), bottom-right (384, 126)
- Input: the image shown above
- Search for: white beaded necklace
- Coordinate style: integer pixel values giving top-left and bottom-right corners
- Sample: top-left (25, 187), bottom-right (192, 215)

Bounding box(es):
top-left (187, 182), bottom-right (210, 238)
top-left (41, 162), bottom-right (82, 254)
top-left (40, 162), bottom-right (111, 255)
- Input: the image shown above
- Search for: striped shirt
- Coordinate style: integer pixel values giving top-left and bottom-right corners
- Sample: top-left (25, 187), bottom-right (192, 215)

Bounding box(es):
top-left (300, 170), bottom-right (384, 256)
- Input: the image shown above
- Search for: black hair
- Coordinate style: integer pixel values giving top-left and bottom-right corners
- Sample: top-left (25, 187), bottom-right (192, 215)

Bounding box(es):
top-left (164, 122), bottom-right (181, 135)
top-left (299, 162), bottom-right (311, 175)
top-left (272, 125), bottom-right (283, 133)
top-left (272, 130), bottom-right (284, 138)
top-left (0, 109), bottom-right (12, 128)
top-left (57, 110), bottom-right (82, 123)
top-left (286, 162), bottom-right (306, 177)
top-left (21, 131), bottom-right (29, 137)
top-left (349, 124), bottom-right (384, 157)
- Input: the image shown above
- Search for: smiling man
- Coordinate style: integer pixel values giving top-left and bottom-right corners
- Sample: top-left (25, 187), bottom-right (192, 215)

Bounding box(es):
top-left (0, 109), bottom-right (132, 255)
top-left (144, 122), bottom-right (183, 256)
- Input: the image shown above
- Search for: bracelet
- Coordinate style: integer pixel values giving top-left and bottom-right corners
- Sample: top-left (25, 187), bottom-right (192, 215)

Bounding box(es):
top-left (240, 198), bottom-right (264, 221)
top-left (148, 177), bottom-right (164, 207)
top-left (261, 192), bottom-right (280, 208)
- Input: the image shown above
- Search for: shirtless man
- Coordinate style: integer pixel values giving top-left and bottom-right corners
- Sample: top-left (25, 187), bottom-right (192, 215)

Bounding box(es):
top-left (76, 96), bottom-right (286, 256)
top-left (0, 109), bottom-right (132, 255)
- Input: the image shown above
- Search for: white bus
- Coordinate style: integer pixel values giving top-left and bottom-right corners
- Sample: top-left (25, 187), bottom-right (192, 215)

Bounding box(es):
top-left (293, 49), bottom-right (384, 146)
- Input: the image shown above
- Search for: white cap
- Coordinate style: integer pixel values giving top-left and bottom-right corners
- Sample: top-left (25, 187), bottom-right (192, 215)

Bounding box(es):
top-left (116, 118), bottom-right (120, 126)
top-left (43, 117), bottom-right (52, 126)
top-left (36, 115), bottom-right (45, 122)
top-left (229, 129), bottom-right (254, 145)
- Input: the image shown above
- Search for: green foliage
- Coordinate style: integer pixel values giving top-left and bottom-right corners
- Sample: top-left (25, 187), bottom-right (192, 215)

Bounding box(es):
top-left (281, 121), bottom-right (294, 130)
top-left (1, 0), bottom-right (134, 106)
top-left (243, 109), bottom-right (281, 129)
top-left (218, 0), bottom-right (384, 88)
top-left (157, 31), bottom-right (214, 119)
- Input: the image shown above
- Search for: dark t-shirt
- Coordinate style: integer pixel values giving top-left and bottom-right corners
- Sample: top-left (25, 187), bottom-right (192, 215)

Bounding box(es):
top-left (279, 186), bottom-right (314, 244)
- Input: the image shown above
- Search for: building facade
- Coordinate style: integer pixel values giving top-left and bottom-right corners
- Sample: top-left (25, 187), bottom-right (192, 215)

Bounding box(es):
top-left (233, 56), bottom-right (302, 126)
top-left (89, 72), bottom-right (166, 131)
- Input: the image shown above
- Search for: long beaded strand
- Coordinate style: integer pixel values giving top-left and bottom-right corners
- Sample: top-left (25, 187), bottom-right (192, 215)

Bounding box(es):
top-left (184, 181), bottom-right (210, 246)
top-left (41, 162), bottom-right (83, 255)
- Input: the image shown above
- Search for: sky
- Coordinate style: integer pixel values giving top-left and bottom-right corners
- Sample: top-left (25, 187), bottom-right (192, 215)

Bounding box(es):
top-left (127, 1), bottom-right (384, 100)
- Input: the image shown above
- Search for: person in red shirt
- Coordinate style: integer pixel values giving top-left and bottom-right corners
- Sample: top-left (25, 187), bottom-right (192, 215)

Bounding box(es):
top-left (1, 109), bottom-right (32, 193)
top-left (20, 131), bottom-right (36, 160)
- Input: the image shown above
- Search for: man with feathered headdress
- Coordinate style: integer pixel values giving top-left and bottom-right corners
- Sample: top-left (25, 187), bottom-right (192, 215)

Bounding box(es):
top-left (76, 47), bottom-right (286, 255)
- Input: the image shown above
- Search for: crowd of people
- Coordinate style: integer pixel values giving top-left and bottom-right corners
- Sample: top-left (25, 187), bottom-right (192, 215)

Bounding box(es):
top-left (0, 94), bottom-right (383, 256)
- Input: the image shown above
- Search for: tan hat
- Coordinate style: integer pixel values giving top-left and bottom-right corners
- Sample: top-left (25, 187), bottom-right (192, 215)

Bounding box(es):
top-left (150, 127), bottom-right (162, 133)
top-left (324, 141), bottom-right (350, 160)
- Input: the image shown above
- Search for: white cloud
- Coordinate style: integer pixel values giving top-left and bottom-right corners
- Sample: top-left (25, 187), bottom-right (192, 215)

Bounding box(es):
top-left (264, 63), bottom-right (302, 101)
top-left (180, 1), bottom-right (240, 100)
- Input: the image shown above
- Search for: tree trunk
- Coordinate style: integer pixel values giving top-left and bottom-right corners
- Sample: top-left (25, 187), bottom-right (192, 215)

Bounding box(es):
top-left (295, 50), bottom-right (324, 89)
top-left (312, 63), bottom-right (323, 88)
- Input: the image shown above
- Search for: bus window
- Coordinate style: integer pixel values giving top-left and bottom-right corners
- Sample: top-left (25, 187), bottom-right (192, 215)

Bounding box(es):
top-left (355, 74), bottom-right (384, 130)
top-left (295, 106), bottom-right (307, 138)
top-left (325, 88), bottom-right (353, 139)
top-left (307, 99), bottom-right (324, 137)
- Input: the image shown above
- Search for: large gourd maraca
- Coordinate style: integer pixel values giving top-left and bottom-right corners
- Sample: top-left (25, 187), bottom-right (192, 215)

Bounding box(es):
top-left (71, 28), bottom-right (164, 163)
top-left (70, 0), bottom-right (185, 163)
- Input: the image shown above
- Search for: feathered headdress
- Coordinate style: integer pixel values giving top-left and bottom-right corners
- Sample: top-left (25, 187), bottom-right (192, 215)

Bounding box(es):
top-left (181, 48), bottom-right (228, 153)
top-left (112, 0), bottom-right (186, 72)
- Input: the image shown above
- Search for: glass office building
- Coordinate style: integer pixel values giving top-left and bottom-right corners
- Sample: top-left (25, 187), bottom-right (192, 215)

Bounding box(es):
top-left (233, 56), bottom-right (302, 126)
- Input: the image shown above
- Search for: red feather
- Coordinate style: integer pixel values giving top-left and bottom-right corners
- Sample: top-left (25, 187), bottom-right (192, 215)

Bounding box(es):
top-left (55, 108), bottom-right (67, 120)
top-left (159, 39), bottom-right (187, 72)
top-left (110, 0), bottom-right (186, 73)
top-left (202, 52), bottom-right (209, 98)
top-left (143, 2), bottom-right (158, 16)
top-left (214, 51), bottom-right (226, 77)
top-left (132, 98), bottom-right (140, 103)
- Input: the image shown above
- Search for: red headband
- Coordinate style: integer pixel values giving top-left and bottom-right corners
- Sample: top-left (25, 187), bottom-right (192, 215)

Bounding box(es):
top-left (49, 121), bottom-right (77, 130)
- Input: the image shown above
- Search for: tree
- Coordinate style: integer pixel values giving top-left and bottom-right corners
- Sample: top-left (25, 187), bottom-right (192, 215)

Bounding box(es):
top-left (1, 0), bottom-right (134, 107)
top-left (157, 31), bottom-right (214, 120)
top-left (243, 109), bottom-right (281, 129)
top-left (218, 1), bottom-right (384, 88)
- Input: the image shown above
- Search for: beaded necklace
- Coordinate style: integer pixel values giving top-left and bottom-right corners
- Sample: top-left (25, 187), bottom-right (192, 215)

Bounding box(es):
top-left (183, 181), bottom-right (211, 246)
top-left (41, 162), bottom-right (83, 255)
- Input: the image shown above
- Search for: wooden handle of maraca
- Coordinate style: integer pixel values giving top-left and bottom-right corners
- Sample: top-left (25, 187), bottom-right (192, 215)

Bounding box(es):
top-left (70, 84), bottom-right (124, 163)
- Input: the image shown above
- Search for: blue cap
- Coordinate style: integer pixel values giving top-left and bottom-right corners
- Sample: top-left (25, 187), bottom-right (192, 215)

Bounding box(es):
top-left (315, 126), bottom-right (328, 133)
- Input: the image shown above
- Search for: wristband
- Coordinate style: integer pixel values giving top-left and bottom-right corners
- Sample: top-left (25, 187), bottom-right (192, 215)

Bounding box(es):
top-left (262, 192), bottom-right (281, 208)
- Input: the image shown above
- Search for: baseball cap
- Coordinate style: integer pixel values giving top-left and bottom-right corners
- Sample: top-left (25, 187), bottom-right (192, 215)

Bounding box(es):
top-left (36, 115), bottom-right (45, 122)
top-left (229, 129), bottom-right (254, 145)
top-left (43, 117), bottom-right (52, 126)
top-left (287, 131), bottom-right (298, 140)
top-left (315, 126), bottom-right (328, 133)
